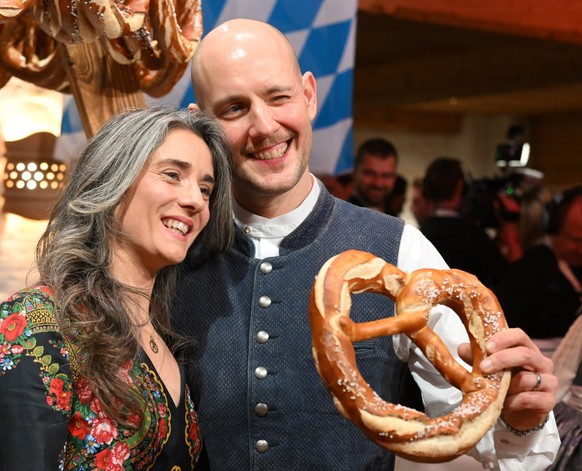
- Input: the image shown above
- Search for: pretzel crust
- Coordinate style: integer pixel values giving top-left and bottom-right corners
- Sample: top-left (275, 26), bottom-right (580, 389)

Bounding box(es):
top-left (0, 0), bottom-right (201, 97)
top-left (309, 250), bottom-right (510, 463)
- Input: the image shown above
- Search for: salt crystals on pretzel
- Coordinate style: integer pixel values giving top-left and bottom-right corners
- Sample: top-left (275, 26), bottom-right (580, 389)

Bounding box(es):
top-left (309, 249), bottom-right (511, 463)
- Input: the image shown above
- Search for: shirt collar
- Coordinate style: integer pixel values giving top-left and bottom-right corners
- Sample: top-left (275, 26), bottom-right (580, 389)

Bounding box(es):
top-left (233, 174), bottom-right (321, 241)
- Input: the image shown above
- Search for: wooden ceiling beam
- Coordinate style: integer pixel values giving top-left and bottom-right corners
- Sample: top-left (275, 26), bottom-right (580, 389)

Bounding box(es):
top-left (358, 0), bottom-right (582, 45)
top-left (355, 43), bottom-right (582, 106)
top-left (353, 106), bottom-right (463, 133)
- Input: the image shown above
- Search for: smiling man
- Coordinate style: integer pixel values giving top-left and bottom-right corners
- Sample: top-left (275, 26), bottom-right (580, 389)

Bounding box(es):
top-left (173, 18), bottom-right (559, 471)
top-left (348, 138), bottom-right (399, 213)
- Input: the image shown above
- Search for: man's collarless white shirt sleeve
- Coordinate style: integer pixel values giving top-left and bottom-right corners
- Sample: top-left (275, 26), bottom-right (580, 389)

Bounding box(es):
top-left (395, 224), bottom-right (559, 470)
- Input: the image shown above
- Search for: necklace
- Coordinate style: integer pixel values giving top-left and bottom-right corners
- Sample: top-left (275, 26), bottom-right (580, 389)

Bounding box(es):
top-left (149, 334), bottom-right (159, 354)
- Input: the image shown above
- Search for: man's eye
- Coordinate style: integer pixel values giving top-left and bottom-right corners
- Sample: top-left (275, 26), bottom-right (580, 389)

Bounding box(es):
top-left (272, 94), bottom-right (290, 103)
top-left (222, 104), bottom-right (243, 118)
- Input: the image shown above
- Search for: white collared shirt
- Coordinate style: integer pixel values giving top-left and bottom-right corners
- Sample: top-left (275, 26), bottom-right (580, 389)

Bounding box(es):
top-left (233, 176), bottom-right (321, 259)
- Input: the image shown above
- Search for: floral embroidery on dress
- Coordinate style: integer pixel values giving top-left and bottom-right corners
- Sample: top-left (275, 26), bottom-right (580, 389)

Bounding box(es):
top-left (1, 287), bottom-right (73, 415)
top-left (0, 286), bottom-right (55, 374)
top-left (185, 388), bottom-right (202, 460)
top-left (0, 287), bottom-right (202, 470)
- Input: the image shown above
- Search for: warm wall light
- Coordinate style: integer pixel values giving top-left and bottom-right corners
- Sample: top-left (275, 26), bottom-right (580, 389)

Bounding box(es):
top-left (4, 161), bottom-right (66, 191)
top-left (0, 77), bottom-right (65, 220)
top-left (2, 133), bottom-right (66, 220)
top-left (0, 78), bottom-right (63, 142)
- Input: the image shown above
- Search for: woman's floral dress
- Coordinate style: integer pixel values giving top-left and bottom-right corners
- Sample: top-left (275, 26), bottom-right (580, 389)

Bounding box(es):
top-left (0, 286), bottom-right (202, 470)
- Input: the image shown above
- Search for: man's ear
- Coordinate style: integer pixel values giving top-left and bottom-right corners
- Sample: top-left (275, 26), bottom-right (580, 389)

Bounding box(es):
top-left (302, 72), bottom-right (318, 121)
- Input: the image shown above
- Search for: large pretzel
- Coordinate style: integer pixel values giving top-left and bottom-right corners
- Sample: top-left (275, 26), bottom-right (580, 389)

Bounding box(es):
top-left (309, 250), bottom-right (511, 463)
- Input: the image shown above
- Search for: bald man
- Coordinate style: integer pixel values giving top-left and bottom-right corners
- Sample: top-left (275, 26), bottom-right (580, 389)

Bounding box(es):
top-left (172, 19), bottom-right (559, 470)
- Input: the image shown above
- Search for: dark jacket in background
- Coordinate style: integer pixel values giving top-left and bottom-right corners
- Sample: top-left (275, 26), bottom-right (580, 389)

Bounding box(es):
top-left (494, 243), bottom-right (581, 339)
top-left (420, 214), bottom-right (508, 288)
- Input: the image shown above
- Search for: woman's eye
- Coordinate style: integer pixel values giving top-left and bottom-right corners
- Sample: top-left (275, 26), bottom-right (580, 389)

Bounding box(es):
top-left (200, 186), bottom-right (213, 199)
top-left (165, 171), bottom-right (180, 181)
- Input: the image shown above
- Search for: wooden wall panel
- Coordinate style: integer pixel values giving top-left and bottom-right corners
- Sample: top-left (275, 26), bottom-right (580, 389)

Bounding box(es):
top-left (359, 0), bottom-right (582, 45)
top-left (530, 113), bottom-right (582, 190)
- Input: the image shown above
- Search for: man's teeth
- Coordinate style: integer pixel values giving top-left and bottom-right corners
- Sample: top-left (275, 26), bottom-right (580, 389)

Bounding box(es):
top-left (163, 219), bottom-right (189, 235)
top-left (254, 142), bottom-right (288, 160)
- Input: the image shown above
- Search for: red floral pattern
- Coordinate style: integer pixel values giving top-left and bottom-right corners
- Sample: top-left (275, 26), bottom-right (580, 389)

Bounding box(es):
top-left (0, 313), bottom-right (27, 341)
top-left (0, 287), bottom-right (202, 469)
top-left (69, 412), bottom-right (91, 440)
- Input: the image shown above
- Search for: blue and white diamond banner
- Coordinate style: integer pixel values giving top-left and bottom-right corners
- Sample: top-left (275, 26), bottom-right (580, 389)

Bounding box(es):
top-left (55, 0), bottom-right (357, 175)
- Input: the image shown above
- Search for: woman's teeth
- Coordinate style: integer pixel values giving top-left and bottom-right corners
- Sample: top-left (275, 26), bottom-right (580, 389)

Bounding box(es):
top-left (163, 219), bottom-right (189, 235)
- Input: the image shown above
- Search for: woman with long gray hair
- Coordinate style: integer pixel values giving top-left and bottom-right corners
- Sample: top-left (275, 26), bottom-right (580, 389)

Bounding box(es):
top-left (0, 107), bottom-right (233, 470)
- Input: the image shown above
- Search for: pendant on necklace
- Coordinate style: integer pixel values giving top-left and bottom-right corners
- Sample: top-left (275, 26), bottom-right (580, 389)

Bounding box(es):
top-left (149, 334), bottom-right (159, 354)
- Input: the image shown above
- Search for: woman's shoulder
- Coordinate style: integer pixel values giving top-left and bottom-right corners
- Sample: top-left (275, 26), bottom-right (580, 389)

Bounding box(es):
top-left (0, 286), bottom-right (71, 404)
top-left (2, 285), bottom-right (58, 306)
top-left (0, 286), bottom-right (73, 468)
top-left (2, 284), bottom-right (58, 307)
top-left (1, 286), bottom-right (60, 333)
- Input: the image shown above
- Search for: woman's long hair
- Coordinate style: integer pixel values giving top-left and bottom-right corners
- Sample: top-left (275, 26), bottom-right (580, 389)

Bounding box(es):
top-left (35, 107), bottom-right (233, 423)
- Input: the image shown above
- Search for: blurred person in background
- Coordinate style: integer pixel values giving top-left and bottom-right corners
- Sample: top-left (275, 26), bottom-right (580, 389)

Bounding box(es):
top-left (385, 174), bottom-right (408, 217)
top-left (518, 185), bottom-right (554, 253)
top-left (420, 157), bottom-right (508, 287)
top-left (547, 311), bottom-right (582, 470)
top-left (495, 185), bottom-right (582, 348)
top-left (410, 176), bottom-right (433, 226)
top-left (319, 172), bottom-right (353, 201)
top-left (348, 138), bottom-right (399, 213)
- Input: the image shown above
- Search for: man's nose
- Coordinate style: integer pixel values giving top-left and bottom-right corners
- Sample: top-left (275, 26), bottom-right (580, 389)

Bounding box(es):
top-left (249, 103), bottom-right (279, 137)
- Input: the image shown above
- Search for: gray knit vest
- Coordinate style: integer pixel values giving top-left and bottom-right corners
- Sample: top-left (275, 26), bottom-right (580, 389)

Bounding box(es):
top-left (174, 185), bottom-right (405, 470)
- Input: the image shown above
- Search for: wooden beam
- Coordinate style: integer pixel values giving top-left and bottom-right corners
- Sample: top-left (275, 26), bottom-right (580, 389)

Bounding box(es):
top-left (353, 106), bottom-right (463, 133)
top-left (355, 41), bottom-right (582, 106)
top-left (359, 0), bottom-right (582, 45)
top-left (530, 113), bottom-right (582, 190)
top-left (59, 41), bottom-right (147, 138)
